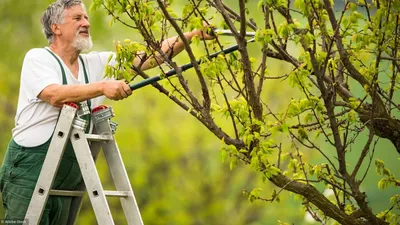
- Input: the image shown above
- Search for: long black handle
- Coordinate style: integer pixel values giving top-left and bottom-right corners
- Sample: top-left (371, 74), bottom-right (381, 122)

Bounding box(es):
top-left (129, 40), bottom-right (252, 90)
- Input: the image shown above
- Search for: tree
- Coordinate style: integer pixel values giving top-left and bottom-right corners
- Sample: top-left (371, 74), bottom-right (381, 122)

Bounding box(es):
top-left (1, 0), bottom-right (305, 224)
top-left (91, 0), bottom-right (400, 224)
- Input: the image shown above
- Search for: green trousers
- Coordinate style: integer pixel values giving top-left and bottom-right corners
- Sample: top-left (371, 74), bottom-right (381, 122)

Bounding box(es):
top-left (0, 138), bottom-right (82, 225)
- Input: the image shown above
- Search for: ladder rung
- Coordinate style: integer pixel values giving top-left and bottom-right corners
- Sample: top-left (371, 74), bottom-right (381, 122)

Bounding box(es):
top-left (104, 191), bottom-right (130, 197)
top-left (49, 190), bottom-right (85, 197)
top-left (49, 190), bottom-right (130, 198)
top-left (85, 134), bottom-right (113, 141)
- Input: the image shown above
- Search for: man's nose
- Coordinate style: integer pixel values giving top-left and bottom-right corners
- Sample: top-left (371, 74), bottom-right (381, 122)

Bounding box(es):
top-left (82, 18), bottom-right (90, 28)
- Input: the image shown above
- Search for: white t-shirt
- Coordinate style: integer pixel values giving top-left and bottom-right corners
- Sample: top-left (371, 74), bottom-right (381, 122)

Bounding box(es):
top-left (12, 47), bottom-right (116, 147)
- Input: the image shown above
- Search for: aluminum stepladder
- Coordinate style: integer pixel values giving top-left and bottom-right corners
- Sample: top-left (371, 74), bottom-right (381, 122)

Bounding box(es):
top-left (24, 103), bottom-right (144, 225)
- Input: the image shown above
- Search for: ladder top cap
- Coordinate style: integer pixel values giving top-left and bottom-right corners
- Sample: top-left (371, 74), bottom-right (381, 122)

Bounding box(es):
top-left (65, 102), bottom-right (79, 109)
top-left (92, 105), bottom-right (109, 113)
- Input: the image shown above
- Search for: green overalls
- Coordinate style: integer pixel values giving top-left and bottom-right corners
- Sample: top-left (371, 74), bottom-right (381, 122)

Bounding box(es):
top-left (0, 50), bottom-right (91, 225)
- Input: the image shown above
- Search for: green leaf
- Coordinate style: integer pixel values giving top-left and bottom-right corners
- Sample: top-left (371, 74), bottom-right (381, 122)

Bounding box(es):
top-left (221, 149), bottom-right (228, 163)
top-left (378, 178), bottom-right (388, 190)
top-left (230, 158), bottom-right (238, 170)
top-left (298, 127), bottom-right (308, 140)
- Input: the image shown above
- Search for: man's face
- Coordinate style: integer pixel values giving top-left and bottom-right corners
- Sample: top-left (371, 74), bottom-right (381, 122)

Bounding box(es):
top-left (58, 4), bottom-right (92, 51)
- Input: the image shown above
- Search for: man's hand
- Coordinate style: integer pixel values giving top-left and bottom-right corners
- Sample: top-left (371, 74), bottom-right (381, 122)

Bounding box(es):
top-left (101, 80), bottom-right (132, 101)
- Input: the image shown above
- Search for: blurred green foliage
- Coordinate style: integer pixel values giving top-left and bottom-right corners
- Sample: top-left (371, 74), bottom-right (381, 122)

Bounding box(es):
top-left (0, 0), bottom-right (398, 225)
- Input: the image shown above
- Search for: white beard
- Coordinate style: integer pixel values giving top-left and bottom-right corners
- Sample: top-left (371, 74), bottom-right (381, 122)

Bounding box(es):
top-left (73, 33), bottom-right (93, 51)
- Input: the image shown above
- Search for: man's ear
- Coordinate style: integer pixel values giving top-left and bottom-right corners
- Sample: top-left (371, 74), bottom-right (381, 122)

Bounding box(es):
top-left (51, 24), bottom-right (61, 35)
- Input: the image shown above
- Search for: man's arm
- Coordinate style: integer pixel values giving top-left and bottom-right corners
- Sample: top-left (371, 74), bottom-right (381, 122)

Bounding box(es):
top-left (38, 80), bottom-right (131, 108)
top-left (136, 28), bottom-right (215, 70)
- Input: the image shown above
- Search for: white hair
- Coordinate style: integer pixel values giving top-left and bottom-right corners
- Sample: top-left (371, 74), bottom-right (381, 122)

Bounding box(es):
top-left (40, 0), bottom-right (84, 43)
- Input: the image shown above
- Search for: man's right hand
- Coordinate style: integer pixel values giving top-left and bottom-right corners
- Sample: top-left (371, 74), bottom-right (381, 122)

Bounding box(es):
top-left (101, 80), bottom-right (132, 101)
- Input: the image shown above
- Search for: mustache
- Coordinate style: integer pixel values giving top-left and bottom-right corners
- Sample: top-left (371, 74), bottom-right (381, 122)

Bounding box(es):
top-left (77, 28), bottom-right (90, 35)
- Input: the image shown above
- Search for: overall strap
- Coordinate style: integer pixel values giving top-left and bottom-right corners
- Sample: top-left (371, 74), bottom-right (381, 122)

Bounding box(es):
top-left (45, 48), bottom-right (67, 85)
top-left (79, 55), bottom-right (90, 85)
top-left (78, 55), bottom-right (91, 109)
top-left (45, 48), bottom-right (92, 133)
top-left (78, 55), bottom-right (92, 133)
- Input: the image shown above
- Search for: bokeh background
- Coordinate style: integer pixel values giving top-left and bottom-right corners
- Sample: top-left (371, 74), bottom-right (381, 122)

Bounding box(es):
top-left (0, 0), bottom-right (398, 224)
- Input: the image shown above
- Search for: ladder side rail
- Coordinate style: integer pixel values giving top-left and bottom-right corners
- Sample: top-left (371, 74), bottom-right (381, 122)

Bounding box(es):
top-left (66, 136), bottom-right (102, 225)
top-left (97, 120), bottom-right (144, 225)
top-left (70, 127), bottom-right (115, 225)
top-left (25, 105), bottom-right (77, 224)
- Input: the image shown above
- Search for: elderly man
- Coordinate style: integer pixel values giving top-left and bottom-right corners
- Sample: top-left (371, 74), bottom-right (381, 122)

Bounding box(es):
top-left (0, 0), bottom-right (214, 223)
